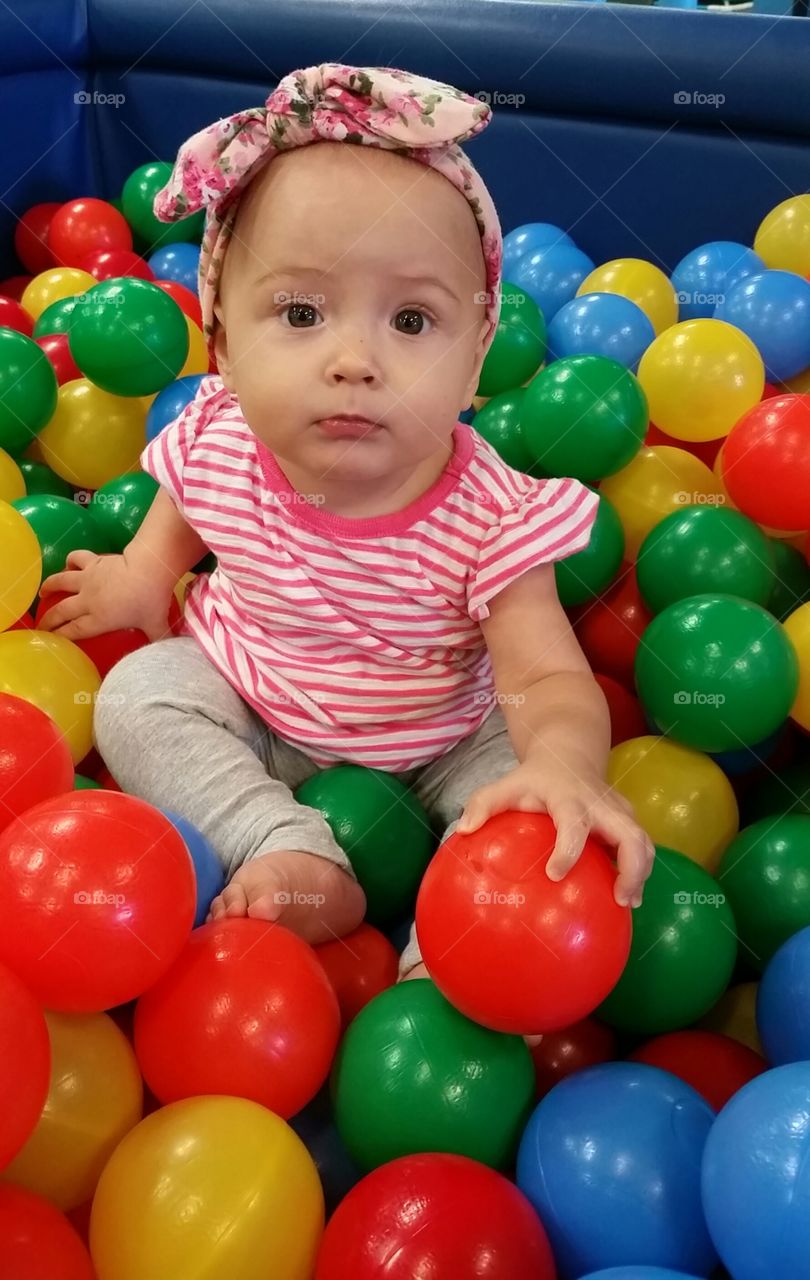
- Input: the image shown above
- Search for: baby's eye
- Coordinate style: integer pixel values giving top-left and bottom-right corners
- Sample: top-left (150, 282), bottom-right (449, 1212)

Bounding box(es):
top-left (393, 309), bottom-right (432, 335)
top-left (284, 304), bottom-right (321, 328)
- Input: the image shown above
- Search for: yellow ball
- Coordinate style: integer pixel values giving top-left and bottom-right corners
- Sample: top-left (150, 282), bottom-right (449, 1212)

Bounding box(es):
top-left (177, 316), bottom-right (209, 378)
top-left (0, 448), bottom-right (25, 502)
top-left (90, 1096), bottom-right (324, 1280)
top-left (783, 601), bottom-right (810, 731)
top-left (0, 499), bottom-right (41, 630)
top-left (599, 445), bottom-right (726, 559)
top-left (21, 268), bottom-right (97, 321)
top-left (637, 319), bottom-right (764, 443)
top-left (0, 630), bottom-right (100, 763)
top-left (37, 378), bottom-right (146, 489)
top-left (607, 734), bottom-right (739, 873)
top-left (698, 981), bottom-right (763, 1055)
top-left (577, 258), bottom-right (678, 335)
top-left (4, 1010), bottom-right (143, 1211)
top-left (754, 195), bottom-right (810, 276)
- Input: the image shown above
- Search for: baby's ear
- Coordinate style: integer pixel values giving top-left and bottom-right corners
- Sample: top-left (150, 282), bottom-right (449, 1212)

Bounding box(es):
top-left (212, 301), bottom-right (234, 391)
top-left (462, 314), bottom-right (493, 409)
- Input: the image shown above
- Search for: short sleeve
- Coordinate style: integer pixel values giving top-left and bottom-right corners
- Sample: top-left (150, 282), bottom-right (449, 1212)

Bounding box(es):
top-left (467, 477), bottom-right (600, 622)
top-left (139, 376), bottom-right (220, 513)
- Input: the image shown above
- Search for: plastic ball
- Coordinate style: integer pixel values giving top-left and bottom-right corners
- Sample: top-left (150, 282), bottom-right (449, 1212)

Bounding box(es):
top-left (90, 1096), bottom-right (323, 1280)
top-left (502, 221), bottom-right (574, 278)
top-left (510, 241), bottom-right (595, 321)
top-left (0, 629), bottom-right (98, 760)
top-left (146, 241), bottom-right (200, 291)
top-left (47, 198), bottom-right (132, 268)
top-left (121, 161), bottom-right (205, 248)
top-left (672, 240), bottom-right (764, 321)
top-left (315, 1153), bottom-right (556, 1280)
top-left (134, 918), bottom-right (339, 1117)
top-left (4, 1009), bottom-right (143, 1210)
top-left (12, 493), bottom-right (111, 582)
top-left (783, 600), bottom-right (810, 730)
top-left (721, 394), bottom-right (810, 532)
top-left (177, 314), bottom-right (209, 377)
top-left (35, 331), bottom-right (82, 385)
top-left (555, 489), bottom-right (624, 605)
top-left (714, 270), bottom-right (810, 382)
top-left (0, 446), bottom-right (24, 503)
top-left (331, 979), bottom-right (534, 1171)
top-left (522, 355), bottom-right (648, 481)
top-left (698, 981), bottom-right (763, 1055)
top-left (32, 293), bottom-right (79, 338)
top-left (67, 277), bottom-right (189, 397)
top-left (629, 1030), bottom-right (765, 1111)
top-left (635, 594), bottom-right (799, 752)
top-left (152, 278), bottom-right (203, 328)
top-left (158, 807), bottom-right (224, 927)
top-left (79, 248), bottom-right (155, 282)
top-left (547, 291), bottom-right (655, 370)
top-left (314, 922), bottom-right (399, 1030)
top-left (294, 766), bottom-right (434, 926)
top-left (477, 283), bottom-right (546, 397)
top-left (529, 1016), bottom-right (618, 1100)
top-left (607, 735), bottom-right (738, 871)
top-left (0, 692), bottom-right (73, 830)
top-left (37, 378), bottom-right (147, 489)
top-left (577, 258), bottom-right (679, 335)
top-left (0, 328), bottom-right (57, 453)
top-left (0, 293), bottom-right (34, 335)
top-left (34, 589), bottom-right (170, 677)
top-left (573, 567), bottom-right (652, 688)
top-left (0, 789), bottom-right (195, 1010)
top-left (599, 446), bottom-right (724, 559)
top-left (415, 811), bottom-right (631, 1034)
top-left (0, 1183), bottom-right (95, 1280)
top-left (701, 1062), bottom-right (810, 1280)
top-left (517, 1062), bottom-right (717, 1277)
top-left (0, 502), bottom-right (41, 630)
top-left (756, 926), bottom-right (810, 1064)
top-left (145, 373), bottom-right (205, 443)
top-left (716, 814), bottom-right (810, 973)
top-left (290, 1088), bottom-right (362, 1217)
top-left (579, 1271), bottom-right (704, 1280)
top-left (754, 194), bottom-right (810, 275)
top-left (636, 506), bottom-right (774, 613)
top-left (471, 387), bottom-right (533, 471)
top-left (768, 538), bottom-right (810, 621)
top-left (595, 672), bottom-right (648, 745)
top-left (14, 202), bottom-right (62, 275)
top-left (0, 961), bottom-right (50, 1172)
top-left (88, 471), bottom-right (158, 551)
top-left (21, 267), bottom-right (96, 321)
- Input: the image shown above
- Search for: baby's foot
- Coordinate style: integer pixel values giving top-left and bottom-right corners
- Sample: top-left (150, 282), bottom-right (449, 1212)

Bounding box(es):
top-left (208, 849), bottom-right (366, 944)
top-left (400, 962), bottom-right (429, 982)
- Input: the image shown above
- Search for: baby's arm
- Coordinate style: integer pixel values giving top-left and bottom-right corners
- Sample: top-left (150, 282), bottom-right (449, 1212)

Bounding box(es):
top-left (39, 489), bottom-right (208, 642)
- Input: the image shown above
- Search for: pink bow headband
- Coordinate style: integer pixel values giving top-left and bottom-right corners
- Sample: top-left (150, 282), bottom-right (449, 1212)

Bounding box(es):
top-left (152, 63), bottom-right (503, 355)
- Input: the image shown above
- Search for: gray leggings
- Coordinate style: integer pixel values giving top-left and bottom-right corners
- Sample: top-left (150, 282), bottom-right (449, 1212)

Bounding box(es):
top-left (93, 636), bottom-right (520, 973)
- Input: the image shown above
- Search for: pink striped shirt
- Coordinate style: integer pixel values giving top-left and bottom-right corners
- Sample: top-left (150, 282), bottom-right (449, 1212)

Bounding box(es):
top-left (140, 376), bottom-right (598, 771)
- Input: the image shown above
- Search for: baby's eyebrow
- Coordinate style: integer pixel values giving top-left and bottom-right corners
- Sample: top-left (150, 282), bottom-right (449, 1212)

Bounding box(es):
top-left (254, 266), bottom-right (463, 306)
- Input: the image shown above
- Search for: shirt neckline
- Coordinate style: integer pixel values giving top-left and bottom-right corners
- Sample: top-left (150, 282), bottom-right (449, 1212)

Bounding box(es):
top-left (255, 421), bottom-right (475, 539)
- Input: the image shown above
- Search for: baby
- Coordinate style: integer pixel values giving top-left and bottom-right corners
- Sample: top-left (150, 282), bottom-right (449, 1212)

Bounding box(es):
top-left (39, 64), bottom-right (654, 977)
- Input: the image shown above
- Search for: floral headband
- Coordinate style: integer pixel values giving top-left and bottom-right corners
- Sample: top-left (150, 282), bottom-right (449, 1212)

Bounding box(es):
top-left (152, 63), bottom-right (503, 354)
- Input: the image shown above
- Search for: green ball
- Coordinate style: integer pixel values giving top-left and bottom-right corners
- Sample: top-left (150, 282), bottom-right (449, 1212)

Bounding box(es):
top-left (74, 774), bottom-right (102, 790)
top-left (555, 490), bottom-right (624, 607)
top-left (768, 538), bottom-right (810, 623)
top-left (294, 765), bottom-right (435, 925)
top-left (33, 295), bottom-right (79, 339)
top-left (742, 758), bottom-right (810, 825)
top-left (18, 460), bottom-right (73, 500)
top-left (11, 494), bottom-right (111, 583)
top-left (472, 388), bottom-right (533, 471)
top-left (90, 471), bottom-right (159, 552)
top-left (522, 355), bottom-right (648, 482)
top-left (477, 284), bottom-right (546, 398)
top-left (597, 846), bottom-right (737, 1034)
top-left (635, 594), bottom-right (799, 752)
top-left (331, 979), bottom-right (534, 1171)
top-left (637, 506), bottom-right (774, 615)
top-left (121, 162), bottom-right (205, 249)
top-left (68, 278), bottom-right (189, 397)
top-left (0, 330), bottom-right (58, 454)
top-left (717, 816), bottom-right (810, 972)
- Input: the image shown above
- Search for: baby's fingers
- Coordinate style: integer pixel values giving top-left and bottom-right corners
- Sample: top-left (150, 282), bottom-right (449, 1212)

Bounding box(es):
top-left (36, 593), bottom-right (87, 634)
top-left (608, 817), bottom-right (655, 907)
top-left (546, 802), bottom-right (590, 882)
top-left (65, 549), bottom-right (101, 571)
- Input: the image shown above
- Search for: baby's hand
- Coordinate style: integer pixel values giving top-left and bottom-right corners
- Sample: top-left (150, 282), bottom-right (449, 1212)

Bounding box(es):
top-left (456, 759), bottom-right (655, 908)
top-left (38, 548), bottom-right (176, 643)
top-left (208, 849), bottom-right (366, 944)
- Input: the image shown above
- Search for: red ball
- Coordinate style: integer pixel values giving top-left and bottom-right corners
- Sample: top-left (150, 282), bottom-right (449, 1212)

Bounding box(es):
top-left (645, 420), bottom-right (723, 470)
top-left (0, 1183), bottom-right (95, 1280)
top-left (134, 919), bottom-right (341, 1118)
top-left (0, 790), bottom-right (195, 1012)
top-left (34, 333), bottom-right (82, 385)
top-left (315, 1152), bottom-right (556, 1280)
top-left (79, 248), bottom-right (155, 282)
top-left (0, 274), bottom-right (33, 301)
top-left (36, 590), bottom-right (182, 677)
top-left (8, 611), bottom-right (34, 630)
top-left (721, 394), bottom-right (810, 531)
top-left (762, 381), bottom-right (782, 399)
top-left (0, 961), bottom-right (50, 1170)
top-left (0, 293), bottom-right (34, 336)
top-left (529, 1016), bottom-right (617, 1100)
top-left (415, 811), bottom-right (632, 1034)
top-left (14, 202), bottom-right (62, 274)
top-left (153, 279), bottom-right (203, 329)
top-left (47, 198), bottom-right (132, 268)
top-left (629, 1029), bottom-right (767, 1111)
top-left (93, 766), bottom-right (122, 792)
top-left (0, 692), bottom-right (74, 831)
top-left (594, 672), bottom-right (648, 746)
top-left (572, 565), bottom-right (652, 691)
top-left (314, 922), bottom-right (399, 1030)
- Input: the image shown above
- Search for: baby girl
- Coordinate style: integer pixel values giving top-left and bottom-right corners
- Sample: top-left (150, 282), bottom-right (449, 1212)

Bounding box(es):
top-left (39, 64), bottom-right (654, 976)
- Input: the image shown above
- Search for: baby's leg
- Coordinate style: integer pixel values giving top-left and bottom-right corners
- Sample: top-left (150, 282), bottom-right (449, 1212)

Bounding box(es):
top-left (400, 704), bottom-right (518, 978)
top-left (93, 637), bottom-right (364, 942)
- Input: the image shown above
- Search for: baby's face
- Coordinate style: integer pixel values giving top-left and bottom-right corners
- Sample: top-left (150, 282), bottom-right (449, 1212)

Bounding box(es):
top-left (214, 142), bottom-right (490, 493)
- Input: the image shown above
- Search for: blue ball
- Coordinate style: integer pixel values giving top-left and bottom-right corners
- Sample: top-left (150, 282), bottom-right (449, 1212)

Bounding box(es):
top-left (147, 241), bottom-right (201, 291)
top-left (290, 1087), bottom-right (362, 1216)
top-left (160, 808), bottom-right (224, 928)
top-left (546, 292), bottom-right (655, 371)
top-left (503, 222), bottom-right (574, 279)
top-left (714, 270), bottom-right (810, 382)
top-left (672, 241), bottom-right (763, 320)
top-left (702, 1062), bottom-right (810, 1280)
top-left (709, 727), bottom-right (783, 777)
top-left (580, 1270), bottom-right (703, 1279)
top-left (510, 243), bottom-right (595, 323)
top-left (146, 374), bottom-right (207, 443)
top-left (756, 925), bottom-right (810, 1064)
top-left (516, 1062), bottom-right (717, 1278)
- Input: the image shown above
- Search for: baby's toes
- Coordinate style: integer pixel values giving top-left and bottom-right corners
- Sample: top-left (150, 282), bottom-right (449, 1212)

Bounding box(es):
top-left (216, 881), bottom-right (251, 919)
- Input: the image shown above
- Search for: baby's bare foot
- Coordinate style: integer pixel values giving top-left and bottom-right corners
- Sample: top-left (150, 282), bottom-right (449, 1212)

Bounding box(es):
top-left (401, 962), bottom-right (430, 982)
top-left (208, 849), bottom-right (366, 944)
